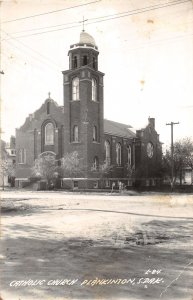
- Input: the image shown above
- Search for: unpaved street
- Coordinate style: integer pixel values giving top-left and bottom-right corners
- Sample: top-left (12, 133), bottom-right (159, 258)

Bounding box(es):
top-left (0, 191), bottom-right (193, 300)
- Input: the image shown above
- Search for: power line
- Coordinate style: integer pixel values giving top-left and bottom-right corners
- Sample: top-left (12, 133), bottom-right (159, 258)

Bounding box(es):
top-left (1, 49), bottom-right (52, 77)
top-left (6, 0), bottom-right (186, 35)
top-left (2, 24), bottom-right (192, 78)
top-left (124, 31), bottom-right (193, 53)
top-left (3, 0), bottom-right (190, 39)
top-left (1, 0), bottom-right (192, 77)
top-left (2, 38), bottom-right (61, 75)
top-left (86, 0), bottom-right (191, 27)
top-left (1, 32), bottom-right (99, 78)
top-left (2, 0), bottom-right (101, 24)
top-left (84, 0), bottom-right (191, 22)
top-left (9, 21), bottom-right (79, 35)
top-left (2, 17), bottom-right (192, 77)
top-left (2, 31), bottom-right (61, 71)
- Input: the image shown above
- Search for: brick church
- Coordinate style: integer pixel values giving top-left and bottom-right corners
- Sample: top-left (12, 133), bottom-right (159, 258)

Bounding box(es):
top-left (15, 31), bottom-right (162, 189)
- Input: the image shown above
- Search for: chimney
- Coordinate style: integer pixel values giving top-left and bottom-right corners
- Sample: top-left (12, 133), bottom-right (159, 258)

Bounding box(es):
top-left (148, 117), bottom-right (155, 129)
top-left (10, 136), bottom-right (16, 148)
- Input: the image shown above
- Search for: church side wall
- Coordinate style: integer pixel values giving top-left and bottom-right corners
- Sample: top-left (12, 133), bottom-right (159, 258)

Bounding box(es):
top-left (104, 133), bottom-right (133, 179)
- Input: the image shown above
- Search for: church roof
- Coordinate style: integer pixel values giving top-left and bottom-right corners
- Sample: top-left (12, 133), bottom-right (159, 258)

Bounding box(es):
top-left (79, 31), bottom-right (96, 46)
top-left (104, 119), bottom-right (136, 139)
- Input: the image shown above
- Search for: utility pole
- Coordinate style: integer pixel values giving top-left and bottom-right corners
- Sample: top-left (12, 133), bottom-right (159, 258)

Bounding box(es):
top-left (166, 121), bottom-right (179, 191)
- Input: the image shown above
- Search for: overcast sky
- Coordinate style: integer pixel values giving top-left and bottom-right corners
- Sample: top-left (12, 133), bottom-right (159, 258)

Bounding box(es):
top-left (1, 0), bottom-right (193, 148)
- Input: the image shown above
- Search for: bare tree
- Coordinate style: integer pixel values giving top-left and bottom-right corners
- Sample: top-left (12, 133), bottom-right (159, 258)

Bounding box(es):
top-left (163, 137), bottom-right (193, 185)
top-left (60, 151), bottom-right (82, 176)
top-left (60, 151), bottom-right (83, 188)
top-left (91, 160), bottom-right (113, 188)
top-left (32, 153), bottom-right (58, 188)
top-left (0, 158), bottom-right (15, 190)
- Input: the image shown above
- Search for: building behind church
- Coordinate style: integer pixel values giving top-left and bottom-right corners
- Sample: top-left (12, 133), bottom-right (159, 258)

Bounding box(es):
top-left (0, 136), bottom-right (16, 187)
top-left (15, 31), bottom-right (162, 189)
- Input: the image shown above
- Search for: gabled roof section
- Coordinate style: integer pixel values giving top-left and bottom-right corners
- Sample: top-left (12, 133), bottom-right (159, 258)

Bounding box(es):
top-left (19, 99), bottom-right (64, 131)
top-left (104, 119), bottom-right (136, 139)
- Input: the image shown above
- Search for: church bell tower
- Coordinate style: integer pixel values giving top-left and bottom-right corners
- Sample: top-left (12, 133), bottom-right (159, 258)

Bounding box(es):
top-left (62, 31), bottom-right (105, 172)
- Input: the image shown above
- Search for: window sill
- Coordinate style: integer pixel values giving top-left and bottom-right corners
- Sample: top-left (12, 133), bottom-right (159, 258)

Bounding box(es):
top-left (71, 141), bottom-right (81, 144)
top-left (70, 99), bottom-right (80, 102)
top-left (92, 141), bottom-right (100, 144)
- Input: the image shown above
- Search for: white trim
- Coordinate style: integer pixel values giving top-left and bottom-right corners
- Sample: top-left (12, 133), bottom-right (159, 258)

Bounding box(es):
top-left (62, 177), bottom-right (100, 181)
top-left (39, 151), bottom-right (56, 157)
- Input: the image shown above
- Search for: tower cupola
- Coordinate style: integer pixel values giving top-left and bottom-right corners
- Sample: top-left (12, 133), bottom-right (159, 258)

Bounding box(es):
top-left (62, 29), bottom-right (105, 172)
top-left (79, 31), bottom-right (97, 47)
top-left (68, 31), bottom-right (99, 71)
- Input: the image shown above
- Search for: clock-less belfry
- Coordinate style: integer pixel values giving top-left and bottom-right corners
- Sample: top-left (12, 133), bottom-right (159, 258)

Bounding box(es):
top-left (15, 30), bottom-right (162, 189)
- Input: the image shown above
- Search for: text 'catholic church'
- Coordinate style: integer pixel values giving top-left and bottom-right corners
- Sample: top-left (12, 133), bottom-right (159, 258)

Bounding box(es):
top-left (15, 31), bottom-right (162, 189)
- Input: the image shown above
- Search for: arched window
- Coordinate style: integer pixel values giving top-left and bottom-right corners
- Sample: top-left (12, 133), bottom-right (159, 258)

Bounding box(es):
top-left (105, 140), bottom-right (111, 165)
top-left (93, 125), bottom-right (97, 142)
top-left (127, 145), bottom-right (131, 166)
top-left (72, 77), bottom-right (79, 101)
top-left (45, 123), bottom-right (54, 145)
top-left (116, 143), bottom-right (121, 166)
top-left (69, 53), bottom-right (72, 69)
top-left (83, 56), bottom-right (88, 66)
top-left (93, 57), bottom-right (96, 69)
top-left (73, 125), bottom-right (79, 142)
top-left (93, 156), bottom-right (99, 170)
top-left (74, 56), bottom-right (77, 68)
top-left (92, 78), bottom-right (97, 101)
top-left (18, 149), bottom-right (26, 164)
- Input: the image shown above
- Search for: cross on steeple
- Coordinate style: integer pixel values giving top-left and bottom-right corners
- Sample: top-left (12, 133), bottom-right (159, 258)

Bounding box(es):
top-left (80, 16), bottom-right (88, 32)
top-left (48, 92), bottom-right (51, 98)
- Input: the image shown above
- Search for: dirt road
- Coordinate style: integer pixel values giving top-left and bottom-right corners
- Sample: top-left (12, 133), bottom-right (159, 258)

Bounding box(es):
top-left (1, 191), bottom-right (193, 300)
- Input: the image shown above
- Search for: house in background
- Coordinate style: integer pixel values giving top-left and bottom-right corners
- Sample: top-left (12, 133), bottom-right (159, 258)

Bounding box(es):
top-left (0, 136), bottom-right (16, 187)
top-left (15, 31), bottom-right (162, 189)
top-left (183, 168), bottom-right (193, 185)
top-left (0, 139), bottom-right (8, 187)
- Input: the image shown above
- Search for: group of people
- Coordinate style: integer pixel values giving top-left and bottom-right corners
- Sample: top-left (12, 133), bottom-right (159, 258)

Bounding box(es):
top-left (111, 181), bottom-right (125, 193)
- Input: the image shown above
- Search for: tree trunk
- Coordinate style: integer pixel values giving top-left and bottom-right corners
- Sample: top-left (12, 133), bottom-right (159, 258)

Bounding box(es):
top-left (179, 160), bottom-right (182, 185)
top-left (180, 169), bottom-right (182, 185)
